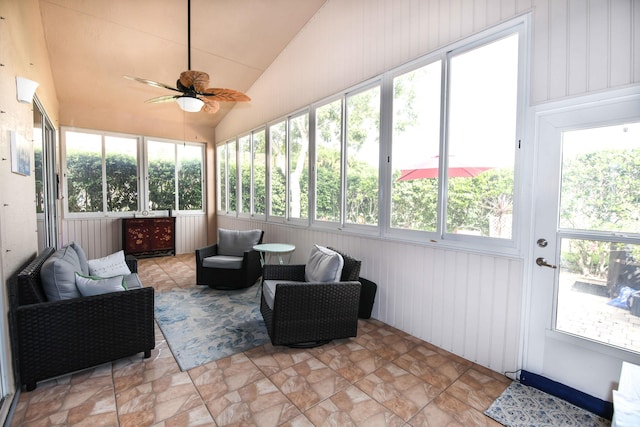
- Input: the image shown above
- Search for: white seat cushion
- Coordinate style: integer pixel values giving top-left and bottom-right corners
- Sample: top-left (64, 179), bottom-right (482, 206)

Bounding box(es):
top-left (203, 255), bottom-right (243, 269)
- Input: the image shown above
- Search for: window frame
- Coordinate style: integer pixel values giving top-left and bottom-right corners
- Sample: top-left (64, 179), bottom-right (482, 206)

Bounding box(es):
top-left (62, 127), bottom-right (205, 218)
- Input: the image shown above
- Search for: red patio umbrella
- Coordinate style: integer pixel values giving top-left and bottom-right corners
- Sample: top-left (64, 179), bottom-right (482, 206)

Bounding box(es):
top-left (398, 155), bottom-right (493, 181)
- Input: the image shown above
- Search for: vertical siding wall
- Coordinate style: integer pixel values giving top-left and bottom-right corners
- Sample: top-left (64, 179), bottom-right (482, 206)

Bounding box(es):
top-left (60, 215), bottom-right (207, 259)
top-left (219, 217), bottom-right (524, 375)
top-left (217, 0), bottom-right (640, 140)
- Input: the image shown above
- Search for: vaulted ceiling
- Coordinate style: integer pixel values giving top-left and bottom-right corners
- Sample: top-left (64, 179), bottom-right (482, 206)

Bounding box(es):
top-left (39, 0), bottom-right (327, 130)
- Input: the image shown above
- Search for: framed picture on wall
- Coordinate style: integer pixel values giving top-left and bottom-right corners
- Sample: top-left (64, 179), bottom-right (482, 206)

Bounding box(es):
top-left (10, 130), bottom-right (30, 176)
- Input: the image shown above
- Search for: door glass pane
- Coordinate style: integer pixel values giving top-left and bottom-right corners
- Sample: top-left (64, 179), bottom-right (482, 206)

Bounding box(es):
top-left (346, 86), bottom-right (380, 226)
top-left (315, 100), bottom-right (342, 222)
top-left (560, 123), bottom-right (640, 233)
top-left (289, 114), bottom-right (309, 219)
top-left (446, 34), bottom-right (518, 238)
top-left (105, 136), bottom-right (138, 212)
top-left (147, 140), bottom-right (175, 210)
top-left (66, 131), bottom-right (103, 213)
top-left (557, 122), bottom-right (640, 354)
top-left (269, 121), bottom-right (286, 217)
top-left (391, 60), bottom-right (441, 232)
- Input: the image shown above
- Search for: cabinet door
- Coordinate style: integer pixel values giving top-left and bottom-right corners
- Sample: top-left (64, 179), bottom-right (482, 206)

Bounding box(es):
top-left (151, 218), bottom-right (175, 251)
top-left (124, 219), bottom-right (152, 253)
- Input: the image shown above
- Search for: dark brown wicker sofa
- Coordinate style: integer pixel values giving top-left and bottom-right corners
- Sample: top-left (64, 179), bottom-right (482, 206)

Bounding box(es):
top-left (260, 246), bottom-right (361, 347)
top-left (9, 246), bottom-right (155, 391)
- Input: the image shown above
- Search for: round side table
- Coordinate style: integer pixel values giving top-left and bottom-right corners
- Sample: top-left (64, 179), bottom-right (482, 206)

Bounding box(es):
top-left (253, 243), bottom-right (296, 266)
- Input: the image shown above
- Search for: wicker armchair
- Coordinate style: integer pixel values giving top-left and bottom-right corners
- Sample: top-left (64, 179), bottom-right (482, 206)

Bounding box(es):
top-left (195, 229), bottom-right (264, 290)
top-left (9, 247), bottom-right (155, 391)
top-left (260, 247), bottom-right (361, 347)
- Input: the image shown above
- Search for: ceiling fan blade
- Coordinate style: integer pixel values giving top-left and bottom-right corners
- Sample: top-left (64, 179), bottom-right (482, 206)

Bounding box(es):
top-left (179, 71), bottom-right (210, 92)
top-left (124, 75), bottom-right (181, 92)
top-left (145, 95), bottom-right (179, 104)
top-left (201, 88), bottom-right (251, 102)
top-left (201, 97), bottom-right (220, 114)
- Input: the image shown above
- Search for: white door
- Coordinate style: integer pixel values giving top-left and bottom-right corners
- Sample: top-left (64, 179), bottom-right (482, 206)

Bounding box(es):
top-left (525, 89), bottom-right (640, 401)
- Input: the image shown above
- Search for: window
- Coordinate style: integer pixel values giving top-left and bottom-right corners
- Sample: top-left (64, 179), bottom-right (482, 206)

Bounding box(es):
top-left (147, 140), bottom-right (175, 211)
top-left (314, 100), bottom-right (342, 223)
top-left (147, 139), bottom-right (205, 212)
top-left (216, 143), bottom-right (228, 212)
top-left (66, 131), bottom-right (139, 213)
top-left (220, 20), bottom-right (524, 251)
top-left (238, 134), bottom-right (252, 214)
top-left (288, 113), bottom-right (309, 220)
top-left (177, 143), bottom-right (203, 210)
top-left (63, 128), bottom-right (204, 216)
top-left (269, 121), bottom-right (287, 218)
top-left (445, 33), bottom-right (518, 239)
top-left (228, 140), bottom-right (237, 213)
top-left (234, 129), bottom-right (267, 217)
top-left (106, 136), bottom-right (138, 212)
top-left (65, 131), bottom-right (105, 213)
top-left (346, 86), bottom-right (380, 226)
top-left (216, 139), bottom-right (237, 214)
top-left (253, 129), bottom-right (266, 216)
top-left (391, 60), bottom-right (442, 232)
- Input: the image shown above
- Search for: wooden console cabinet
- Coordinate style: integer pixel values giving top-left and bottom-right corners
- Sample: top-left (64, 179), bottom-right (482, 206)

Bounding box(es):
top-left (122, 217), bottom-right (175, 257)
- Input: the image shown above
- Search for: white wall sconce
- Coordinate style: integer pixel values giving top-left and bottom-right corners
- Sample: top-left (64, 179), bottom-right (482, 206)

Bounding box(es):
top-left (16, 76), bottom-right (39, 103)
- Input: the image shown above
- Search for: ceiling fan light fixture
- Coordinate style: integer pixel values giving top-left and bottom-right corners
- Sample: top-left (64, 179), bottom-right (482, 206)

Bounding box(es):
top-left (176, 96), bottom-right (203, 112)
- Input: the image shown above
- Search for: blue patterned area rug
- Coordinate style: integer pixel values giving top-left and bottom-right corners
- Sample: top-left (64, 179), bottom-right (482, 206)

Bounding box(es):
top-left (154, 285), bottom-right (269, 371)
top-left (485, 382), bottom-right (610, 427)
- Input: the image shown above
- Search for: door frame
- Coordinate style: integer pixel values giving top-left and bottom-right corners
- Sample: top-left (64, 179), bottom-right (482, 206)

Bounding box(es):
top-left (522, 85), bottom-right (640, 401)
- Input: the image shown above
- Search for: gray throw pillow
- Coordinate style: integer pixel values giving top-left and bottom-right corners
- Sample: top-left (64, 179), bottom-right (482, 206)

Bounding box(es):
top-left (70, 242), bottom-right (89, 275)
top-left (217, 229), bottom-right (262, 256)
top-left (41, 246), bottom-right (83, 301)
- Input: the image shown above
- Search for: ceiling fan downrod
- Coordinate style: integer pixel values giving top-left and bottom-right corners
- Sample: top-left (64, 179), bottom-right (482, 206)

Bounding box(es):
top-left (187, 0), bottom-right (191, 71)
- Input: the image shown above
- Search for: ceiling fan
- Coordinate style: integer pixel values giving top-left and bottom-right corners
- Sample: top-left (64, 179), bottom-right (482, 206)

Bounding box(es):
top-left (123, 0), bottom-right (250, 114)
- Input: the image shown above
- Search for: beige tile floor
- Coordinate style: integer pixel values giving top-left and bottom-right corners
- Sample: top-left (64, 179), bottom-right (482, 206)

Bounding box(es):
top-left (10, 254), bottom-right (510, 426)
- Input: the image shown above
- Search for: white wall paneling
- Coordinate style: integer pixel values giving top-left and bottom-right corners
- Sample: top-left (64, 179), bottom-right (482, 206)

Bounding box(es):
top-left (60, 214), bottom-right (207, 259)
top-left (218, 0), bottom-right (639, 141)
top-left (218, 216), bottom-right (524, 375)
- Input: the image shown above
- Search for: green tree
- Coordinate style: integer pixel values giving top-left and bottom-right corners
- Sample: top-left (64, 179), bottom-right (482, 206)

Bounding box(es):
top-left (148, 159), bottom-right (175, 210)
top-left (106, 153), bottom-right (138, 211)
top-left (66, 151), bottom-right (103, 212)
top-left (561, 148), bottom-right (640, 276)
top-left (179, 158), bottom-right (202, 210)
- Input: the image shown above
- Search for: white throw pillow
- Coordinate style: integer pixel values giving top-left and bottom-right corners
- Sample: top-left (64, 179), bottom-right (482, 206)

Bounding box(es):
top-left (75, 272), bottom-right (127, 297)
top-left (305, 245), bottom-right (344, 282)
top-left (87, 250), bottom-right (131, 277)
